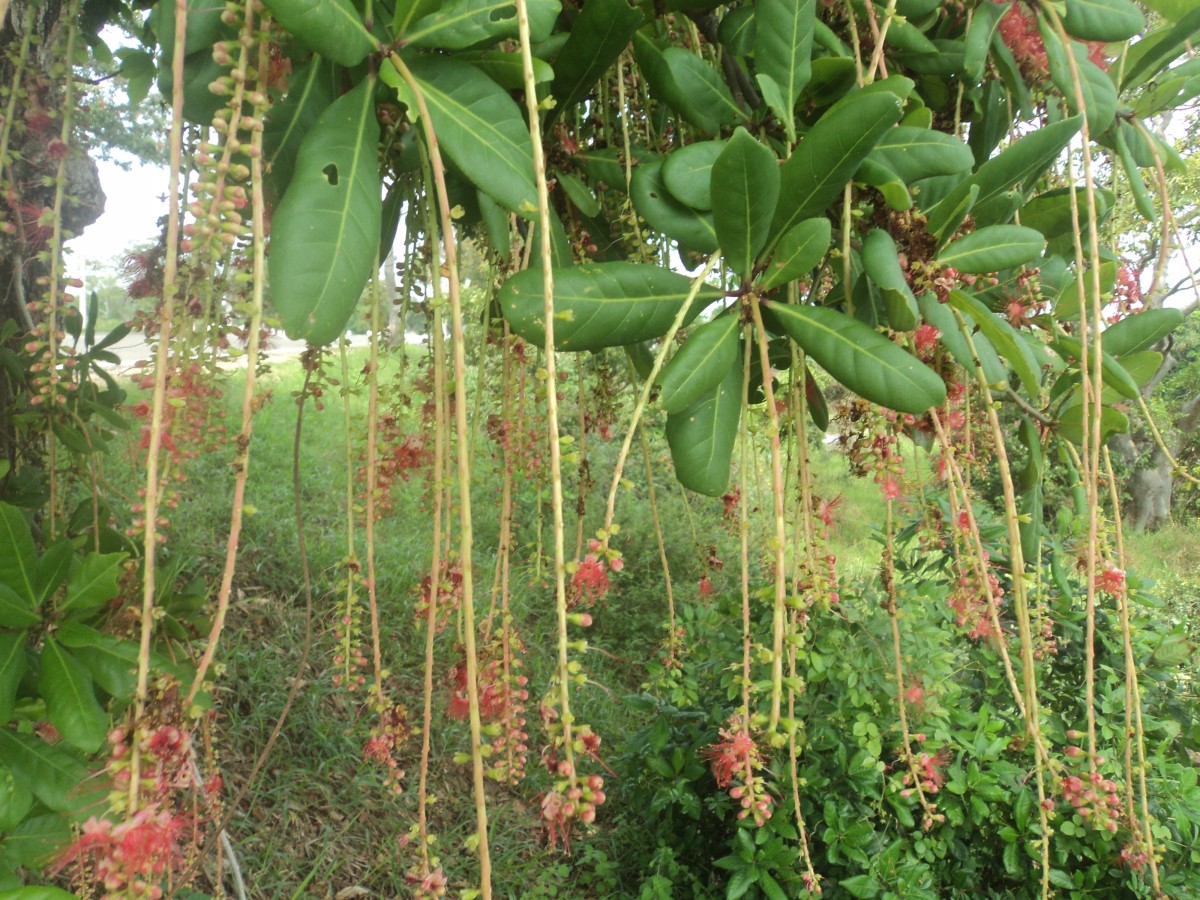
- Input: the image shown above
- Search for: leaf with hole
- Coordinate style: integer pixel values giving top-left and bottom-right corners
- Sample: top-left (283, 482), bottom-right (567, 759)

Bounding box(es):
top-left (712, 128), bottom-right (779, 280)
top-left (394, 54), bottom-right (538, 217)
top-left (269, 76), bottom-right (381, 346)
top-left (263, 57), bottom-right (340, 203)
top-left (631, 159), bottom-right (719, 252)
top-left (259, 0), bottom-right (376, 66)
top-left (763, 303), bottom-right (945, 414)
top-left (770, 92), bottom-right (902, 247)
top-left (659, 314), bottom-right (740, 414)
top-left (757, 218), bottom-right (830, 291)
top-left (666, 359), bottom-right (742, 496)
top-left (403, 0), bottom-right (559, 49)
top-left (39, 639), bottom-right (108, 754)
top-left (936, 225), bottom-right (1044, 275)
top-left (499, 262), bottom-right (724, 352)
top-left (661, 141), bottom-right (726, 211)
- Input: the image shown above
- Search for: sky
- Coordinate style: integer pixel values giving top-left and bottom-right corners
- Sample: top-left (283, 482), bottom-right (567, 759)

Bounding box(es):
top-left (65, 156), bottom-right (169, 278)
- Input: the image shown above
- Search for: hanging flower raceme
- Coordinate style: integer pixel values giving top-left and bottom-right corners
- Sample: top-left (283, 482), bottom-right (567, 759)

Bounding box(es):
top-left (702, 716), bottom-right (774, 827)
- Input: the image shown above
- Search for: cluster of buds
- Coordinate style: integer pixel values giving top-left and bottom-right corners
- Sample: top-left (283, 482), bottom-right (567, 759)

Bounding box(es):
top-left (415, 557), bottom-right (463, 634)
top-left (21, 295), bottom-right (82, 409)
top-left (539, 761), bottom-right (608, 852)
top-left (1060, 737), bottom-right (1122, 834)
top-left (57, 679), bottom-right (211, 897)
top-left (702, 715), bottom-right (774, 827)
top-left (946, 549), bottom-right (1005, 641)
top-left (365, 413), bottom-right (432, 517)
top-left (895, 736), bottom-right (949, 831)
top-left (331, 559), bottom-right (368, 691)
top-left (362, 691), bottom-right (410, 794)
top-left (567, 531), bottom-right (623, 608)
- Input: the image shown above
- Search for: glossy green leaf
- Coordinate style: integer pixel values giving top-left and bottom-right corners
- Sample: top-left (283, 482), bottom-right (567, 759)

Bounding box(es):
top-left (0, 816), bottom-right (71, 871)
top-left (662, 47), bottom-right (745, 133)
top-left (757, 218), bottom-right (831, 291)
top-left (0, 502), bottom-right (36, 606)
top-left (0, 632), bottom-right (25, 726)
top-left (263, 57), bottom-right (340, 203)
top-left (1054, 260), bottom-right (1116, 320)
top-left (1057, 401), bottom-right (1129, 445)
top-left (803, 56), bottom-right (859, 105)
top-left (1115, 126), bottom-right (1157, 222)
top-left (150, 0), bottom-right (237, 124)
top-left (56, 623), bottom-right (138, 701)
top-left (40, 639), bottom-right (108, 754)
top-left (666, 360), bottom-right (742, 496)
top-left (556, 171), bottom-right (600, 217)
top-left (804, 363), bottom-right (830, 431)
top-left (1041, 26), bottom-right (1118, 133)
top-left (917, 292), bottom-right (1006, 385)
top-left (855, 159), bottom-right (911, 211)
top-left (575, 147), bottom-right (634, 191)
top-left (499, 262), bottom-right (724, 352)
top-left (548, 0), bottom-right (642, 124)
top-left (1020, 187), bottom-right (1114, 245)
top-left (631, 159), bottom-right (719, 252)
top-left (403, 0), bottom-right (559, 49)
top-left (1118, 351), bottom-right (1163, 388)
top-left (1062, 0), bottom-right (1145, 42)
top-left (712, 128), bottom-right (779, 280)
top-left (0, 759), bottom-right (34, 832)
top-left (862, 229), bottom-right (918, 330)
top-left (937, 225), bottom-right (1044, 275)
top-left (947, 290), bottom-right (1041, 395)
top-left (0, 584), bottom-right (37, 630)
top-left (925, 183), bottom-right (979, 244)
top-left (763, 303), bottom-right (946, 414)
top-left (269, 77), bottom-right (381, 346)
top-left (0, 731), bottom-right (98, 817)
top-left (661, 141), bottom-right (726, 210)
top-left (770, 93), bottom-right (903, 247)
top-left (398, 55), bottom-right (538, 217)
top-left (870, 127), bottom-right (975, 184)
top-left (754, 0), bottom-right (814, 138)
top-left (259, 0), bottom-right (376, 66)
top-left (33, 539), bottom-right (72, 609)
top-left (60, 551), bottom-right (127, 612)
top-left (1141, 0), bottom-right (1196, 20)
top-left (659, 315), bottom-right (740, 413)
top-left (1103, 308), bottom-right (1184, 357)
top-left (963, 0), bottom-right (1006, 81)
top-left (1052, 335), bottom-right (1141, 400)
top-left (1122, 7), bottom-right (1200, 90)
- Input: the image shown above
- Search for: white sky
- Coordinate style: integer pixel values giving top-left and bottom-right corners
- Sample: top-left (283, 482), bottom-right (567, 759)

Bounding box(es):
top-left (66, 157), bottom-right (169, 277)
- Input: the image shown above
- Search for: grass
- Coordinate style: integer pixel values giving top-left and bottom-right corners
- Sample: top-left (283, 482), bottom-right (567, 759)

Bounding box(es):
top-left (94, 342), bottom-right (1198, 898)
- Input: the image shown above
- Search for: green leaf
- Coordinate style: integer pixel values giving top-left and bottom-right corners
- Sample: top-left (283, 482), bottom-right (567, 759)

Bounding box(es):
top-left (712, 128), bottom-right (780, 280)
top-left (756, 217), bottom-right (830, 291)
top-left (661, 141), bottom-right (726, 211)
top-left (1041, 26), bottom-right (1118, 133)
top-left (0, 632), bottom-right (26, 726)
top-left (548, 0), bottom-right (642, 124)
top-left (404, 0), bottom-right (558, 48)
top-left (39, 639), bottom-right (108, 754)
top-left (1020, 186), bottom-right (1114, 246)
top-left (60, 551), bottom-right (128, 613)
top-left (763, 303), bottom-right (946, 414)
top-left (804, 363), bottom-right (830, 431)
top-left (1062, 0), bottom-right (1145, 42)
top-left (925, 182), bottom-right (979, 244)
top-left (770, 92), bottom-right (902, 247)
top-left (631, 159), bottom-right (719, 252)
top-left (726, 865), bottom-right (755, 900)
top-left (0, 815), bottom-right (71, 871)
top-left (660, 315), bottom-right (740, 413)
top-left (936, 225), bottom-right (1045, 274)
top-left (861, 229), bottom-right (918, 330)
top-left (56, 623), bottom-right (138, 701)
top-left (870, 127), bottom-right (975, 184)
top-left (963, 0), bottom-right (1006, 82)
top-left (1102, 308), bottom-right (1184, 357)
top-left (0, 759), bottom-right (34, 832)
top-left (397, 55), bottom-right (538, 217)
top-left (0, 887), bottom-right (78, 900)
top-left (499, 262), bottom-right (724, 352)
top-left (754, 0), bottom-right (815, 138)
top-left (1057, 401), bottom-right (1129, 445)
top-left (839, 874), bottom-right (881, 899)
top-left (917, 292), bottom-right (1006, 385)
top-left (947, 290), bottom-right (1041, 395)
top-left (0, 502), bottom-right (36, 606)
top-left (263, 57), bottom-right (340, 202)
top-left (0, 731), bottom-right (98, 815)
top-left (269, 76), bottom-right (382, 346)
top-left (1121, 7), bottom-right (1200, 90)
top-left (1051, 335), bottom-right (1141, 400)
top-left (856, 158), bottom-right (911, 211)
top-left (258, 0), bottom-right (376, 66)
top-left (556, 171), bottom-right (600, 217)
top-left (0, 583), bottom-right (38, 630)
top-left (661, 47), bottom-right (745, 134)
top-left (666, 360), bottom-right (742, 496)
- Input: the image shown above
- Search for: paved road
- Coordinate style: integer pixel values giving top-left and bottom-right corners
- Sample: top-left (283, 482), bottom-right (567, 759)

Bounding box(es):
top-left (94, 329), bottom-right (375, 372)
